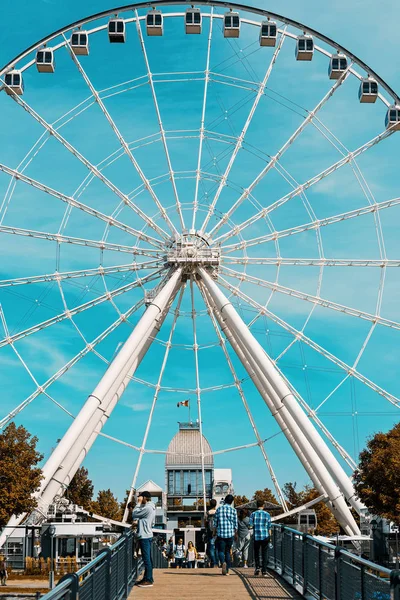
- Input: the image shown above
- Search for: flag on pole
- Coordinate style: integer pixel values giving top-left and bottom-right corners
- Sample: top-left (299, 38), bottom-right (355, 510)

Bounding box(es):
top-left (177, 399), bottom-right (189, 408)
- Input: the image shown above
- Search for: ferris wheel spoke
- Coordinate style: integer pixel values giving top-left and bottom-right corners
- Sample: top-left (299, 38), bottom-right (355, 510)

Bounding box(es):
top-left (200, 28), bottom-right (287, 235)
top-left (0, 269), bottom-right (164, 350)
top-left (0, 296), bottom-right (145, 430)
top-left (199, 279), bottom-right (288, 510)
top-left (1, 81), bottom-right (171, 242)
top-left (221, 266), bottom-right (400, 331)
top-left (214, 128), bottom-right (394, 246)
top-left (217, 275), bottom-right (400, 409)
top-left (221, 193), bottom-right (400, 254)
top-left (62, 34), bottom-right (177, 238)
top-left (190, 276), bottom-right (207, 515)
top-left (192, 7), bottom-right (214, 230)
top-left (134, 12), bottom-right (183, 232)
top-left (123, 284), bottom-right (185, 521)
top-left (221, 256), bottom-right (400, 267)
top-left (208, 69), bottom-right (352, 240)
top-left (0, 260), bottom-right (159, 289)
top-left (0, 224), bottom-right (160, 257)
top-left (0, 163), bottom-right (163, 249)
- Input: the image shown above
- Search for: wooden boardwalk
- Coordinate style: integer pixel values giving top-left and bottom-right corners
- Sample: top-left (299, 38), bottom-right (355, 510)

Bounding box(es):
top-left (130, 567), bottom-right (303, 599)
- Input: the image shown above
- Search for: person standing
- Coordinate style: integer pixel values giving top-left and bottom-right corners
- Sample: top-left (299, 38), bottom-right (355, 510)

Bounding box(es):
top-left (186, 541), bottom-right (198, 568)
top-left (249, 500), bottom-right (271, 577)
top-left (0, 556), bottom-right (7, 586)
top-left (236, 509), bottom-right (251, 568)
top-left (206, 498), bottom-right (217, 567)
top-left (174, 538), bottom-right (185, 568)
top-left (131, 491), bottom-right (156, 588)
top-left (213, 494), bottom-right (238, 576)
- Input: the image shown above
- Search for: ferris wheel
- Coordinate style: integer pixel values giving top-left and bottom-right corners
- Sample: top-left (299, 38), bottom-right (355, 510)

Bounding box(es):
top-left (0, 1), bottom-right (399, 541)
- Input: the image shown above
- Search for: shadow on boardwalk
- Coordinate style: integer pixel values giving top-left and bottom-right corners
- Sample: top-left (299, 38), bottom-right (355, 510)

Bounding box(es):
top-left (130, 567), bottom-right (303, 599)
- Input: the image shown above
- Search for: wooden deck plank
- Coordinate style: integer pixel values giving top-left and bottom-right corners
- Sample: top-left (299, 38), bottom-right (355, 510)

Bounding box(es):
top-left (130, 567), bottom-right (303, 599)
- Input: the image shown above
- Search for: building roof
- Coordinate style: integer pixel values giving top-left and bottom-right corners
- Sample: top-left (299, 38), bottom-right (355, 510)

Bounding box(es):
top-left (137, 479), bottom-right (163, 494)
top-left (166, 422), bottom-right (213, 466)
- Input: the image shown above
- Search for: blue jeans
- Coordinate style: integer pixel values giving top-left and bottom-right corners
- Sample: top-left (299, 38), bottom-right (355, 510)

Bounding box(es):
top-left (216, 537), bottom-right (233, 572)
top-left (139, 538), bottom-right (153, 583)
top-left (207, 536), bottom-right (217, 567)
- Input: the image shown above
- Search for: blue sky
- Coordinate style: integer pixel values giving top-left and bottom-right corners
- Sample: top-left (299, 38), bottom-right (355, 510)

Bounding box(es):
top-left (0, 0), bottom-right (399, 504)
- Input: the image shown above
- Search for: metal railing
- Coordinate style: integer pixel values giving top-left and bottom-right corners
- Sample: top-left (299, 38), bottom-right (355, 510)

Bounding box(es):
top-left (270, 525), bottom-right (400, 600)
top-left (39, 531), bottom-right (144, 600)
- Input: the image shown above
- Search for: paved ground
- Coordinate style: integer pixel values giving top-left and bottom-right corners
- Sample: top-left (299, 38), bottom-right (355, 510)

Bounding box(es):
top-left (130, 567), bottom-right (303, 599)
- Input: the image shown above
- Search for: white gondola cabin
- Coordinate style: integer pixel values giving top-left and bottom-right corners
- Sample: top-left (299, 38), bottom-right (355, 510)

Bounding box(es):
top-left (185, 8), bottom-right (202, 34)
top-left (358, 78), bottom-right (378, 103)
top-left (329, 54), bottom-right (348, 79)
top-left (224, 12), bottom-right (240, 38)
top-left (108, 19), bottom-right (126, 43)
top-left (36, 49), bottom-right (55, 73)
top-left (4, 70), bottom-right (24, 95)
top-left (146, 10), bottom-right (163, 36)
top-left (296, 35), bottom-right (314, 61)
top-left (385, 105), bottom-right (400, 131)
top-left (71, 31), bottom-right (89, 55)
top-left (259, 20), bottom-right (277, 47)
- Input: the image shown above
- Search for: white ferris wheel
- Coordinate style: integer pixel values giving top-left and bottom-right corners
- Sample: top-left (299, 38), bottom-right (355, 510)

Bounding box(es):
top-left (0, 1), bottom-right (399, 540)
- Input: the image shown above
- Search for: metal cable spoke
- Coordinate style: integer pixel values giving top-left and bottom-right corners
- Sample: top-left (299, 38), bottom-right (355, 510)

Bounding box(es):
top-left (217, 275), bottom-right (400, 409)
top-left (134, 12), bottom-right (184, 231)
top-left (215, 128), bottom-right (394, 247)
top-left (200, 27), bottom-right (287, 234)
top-left (221, 256), bottom-right (400, 267)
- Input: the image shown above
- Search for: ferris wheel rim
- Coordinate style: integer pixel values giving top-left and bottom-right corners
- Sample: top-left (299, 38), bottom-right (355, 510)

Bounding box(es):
top-left (1, 0), bottom-right (399, 106)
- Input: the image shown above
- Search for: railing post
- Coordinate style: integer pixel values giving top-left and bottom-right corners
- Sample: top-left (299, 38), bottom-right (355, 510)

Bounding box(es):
top-left (291, 531), bottom-right (295, 582)
top-left (124, 536), bottom-right (130, 598)
top-left (302, 533), bottom-right (308, 596)
top-left (57, 572), bottom-right (79, 600)
top-left (318, 544), bottom-right (323, 600)
top-left (104, 547), bottom-right (112, 600)
top-left (274, 527), bottom-right (277, 570)
top-left (391, 570), bottom-right (400, 600)
top-left (360, 562), bottom-right (366, 600)
top-left (281, 525), bottom-right (285, 575)
top-left (334, 546), bottom-right (341, 600)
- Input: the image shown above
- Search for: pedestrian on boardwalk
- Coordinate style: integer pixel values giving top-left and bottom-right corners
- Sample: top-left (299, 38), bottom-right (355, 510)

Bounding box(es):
top-left (0, 556), bottom-right (7, 586)
top-left (249, 500), bottom-right (271, 577)
top-left (167, 537), bottom-right (174, 567)
top-left (174, 538), bottom-right (185, 568)
top-left (206, 498), bottom-right (217, 567)
top-left (236, 509), bottom-right (251, 568)
top-left (186, 541), bottom-right (198, 568)
top-left (131, 491), bottom-right (156, 588)
top-left (213, 494), bottom-right (238, 576)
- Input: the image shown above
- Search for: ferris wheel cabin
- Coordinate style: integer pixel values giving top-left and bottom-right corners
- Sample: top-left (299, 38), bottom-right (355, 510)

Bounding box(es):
top-left (36, 49), bottom-right (55, 73)
top-left (185, 8), bottom-right (202, 34)
top-left (329, 53), bottom-right (348, 79)
top-left (4, 71), bottom-right (24, 95)
top-left (224, 12), bottom-right (240, 38)
top-left (108, 18), bottom-right (126, 43)
top-left (385, 105), bottom-right (400, 131)
top-left (146, 10), bottom-right (163, 36)
top-left (358, 78), bottom-right (378, 103)
top-left (259, 21), bottom-right (277, 47)
top-left (70, 31), bottom-right (89, 55)
top-left (296, 35), bottom-right (314, 61)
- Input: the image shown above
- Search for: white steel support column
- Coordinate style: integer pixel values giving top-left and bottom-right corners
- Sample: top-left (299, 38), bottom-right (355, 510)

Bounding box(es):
top-left (198, 267), bottom-right (360, 535)
top-left (15, 269), bottom-right (182, 529)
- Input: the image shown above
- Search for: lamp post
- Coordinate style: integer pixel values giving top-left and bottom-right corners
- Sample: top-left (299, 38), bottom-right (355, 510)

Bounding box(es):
top-left (48, 525), bottom-right (56, 590)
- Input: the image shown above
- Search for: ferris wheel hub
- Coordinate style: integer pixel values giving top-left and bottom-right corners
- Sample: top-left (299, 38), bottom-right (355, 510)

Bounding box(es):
top-left (165, 231), bottom-right (220, 273)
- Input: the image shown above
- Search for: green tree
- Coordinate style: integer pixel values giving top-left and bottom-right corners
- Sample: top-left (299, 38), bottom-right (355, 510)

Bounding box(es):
top-left (119, 489), bottom-right (135, 522)
top-left (253, 488), bottom-right (279, 505)
top-left (0, 423), bottom-right (43, 527)
top-left (353, 422), bottom-right (400, 524)
top-left (65, 467), bottom-right (94, 510)
top-left (234, 494), bottom-right (250, 507)
top-left (282, 482), bottom-right (305, 508)
top-left (91, 489), bottom-right (121, 520)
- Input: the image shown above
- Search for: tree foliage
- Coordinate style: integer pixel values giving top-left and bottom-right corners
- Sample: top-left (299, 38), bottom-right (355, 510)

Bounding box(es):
top-left (353, 422), bottom-right (400, 524)
top-left (253, 488), bottom-right (279, 505)
top-left (65, 467), bottom-right (94, 510)
top-left (91, 489), bottom-right (121, 520)
top-left (234, 495), bottom-right (250, 507)
top-left (0, 423), bottom-right (43, 527)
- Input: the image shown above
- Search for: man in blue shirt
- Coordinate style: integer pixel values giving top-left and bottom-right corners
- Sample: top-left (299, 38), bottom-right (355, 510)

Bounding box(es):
top-left (249, 500), bottom-right (271, 576)
top-left (213, 494), bottom-right (238, 575)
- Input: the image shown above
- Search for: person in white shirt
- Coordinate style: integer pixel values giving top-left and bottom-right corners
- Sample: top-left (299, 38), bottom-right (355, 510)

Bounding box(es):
top-left (186, 541), bottom-right (198, 568)
top-left (174, 538), bottom-right (185, 568)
